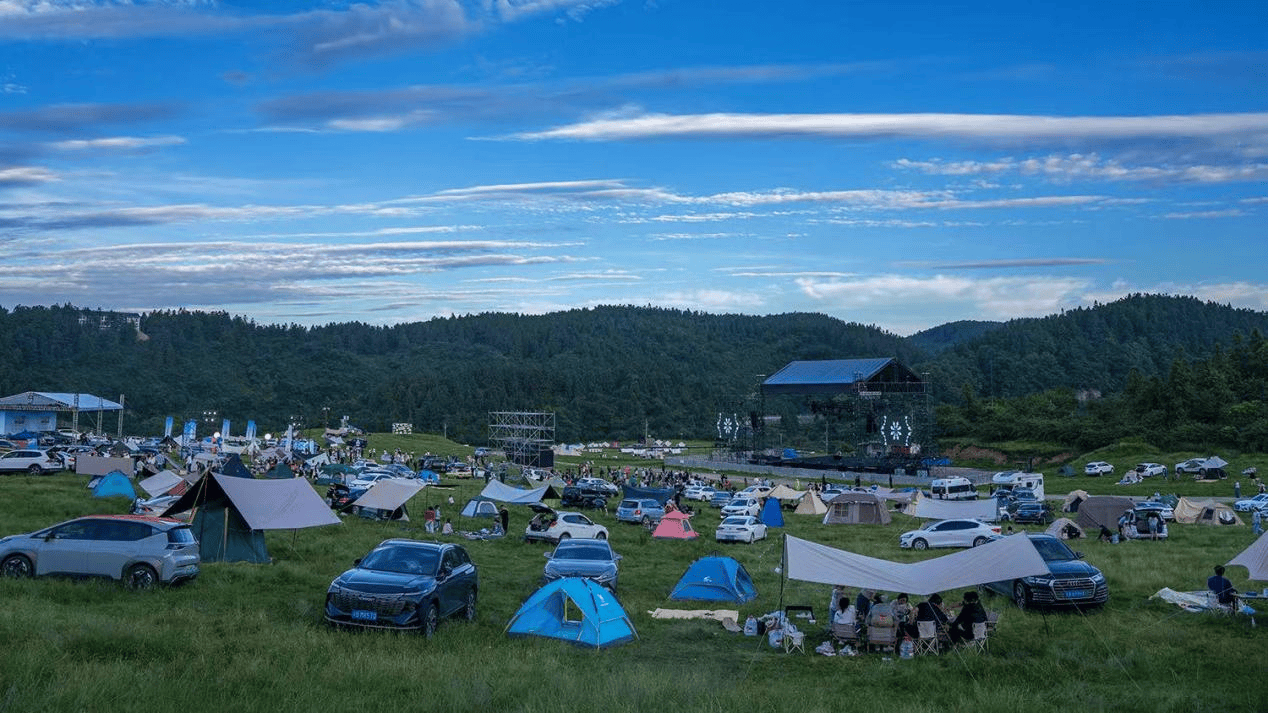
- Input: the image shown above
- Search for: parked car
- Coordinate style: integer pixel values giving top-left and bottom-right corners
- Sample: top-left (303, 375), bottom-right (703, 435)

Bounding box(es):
top-left (1174, 457), bottom-right (1211, 476)
top-left (542, 538), bottom-right (621, 591)
top-left (709, 490), bottom-right (734, 508)
top-left (1134, 501), bottom-right (1176, 521)
top-left (1233, 494), bottom-right (1268, 513)
top-left (575, 477), bottom-right (619, 496)
top-left (683, 485), bottom-right (716, 501)
top-left (1005, 501), bottom-right (1054, 525)
top-left (560, 484), bottom-right (609, 510)
top-left (739, 484), bottom-right (772, 498)
top-left (0, 439), bottom-right (18, 453)
top-left (1084, 461), bottom-right (1114, 476)
top-left (1133, 463), bottom-right (1168, 478)
top-left (0, 514), bottom-right (199, 589)
top-left (446, 462), bottom-right (473, 477)
top-left (0, 449), bottom-right (65, 475)
top-left (616, 498), bottom-right (666, 526)
top-left (982, 534), bottom-right (1109, 610)
top-left (715, 515), bottom-right (767, 544)
top-left (524, 503), bottom-right (609, 543)
top-left (720, 497), bottom-right (762, 518)
top-left (349, 471), bottom-right (402, 489)
top-left (325, 539), bottom-right (478, 635)
top-left (899, 519), bottom-right (1001, 550)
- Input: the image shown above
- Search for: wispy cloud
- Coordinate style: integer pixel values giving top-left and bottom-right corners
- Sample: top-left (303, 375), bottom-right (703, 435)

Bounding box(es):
top-left (49, 135), bottom-right (186, 152)
top-left (0, 102), bottom-right (182, 135)
top-left (0, 166), bottom-right (58, 186)
top-left (1158, 209), bottom-right (1247, 219)
top-left (897, 257), bottom-right (1110, 269)
top-left (894, 153), bottom-right (1268, 184)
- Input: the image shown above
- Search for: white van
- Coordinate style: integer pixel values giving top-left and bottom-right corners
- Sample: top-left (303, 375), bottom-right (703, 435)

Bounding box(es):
top-left (930, 477), bottom-right (977, 500)
top-left (990, 471), bottom-right (1045, 500)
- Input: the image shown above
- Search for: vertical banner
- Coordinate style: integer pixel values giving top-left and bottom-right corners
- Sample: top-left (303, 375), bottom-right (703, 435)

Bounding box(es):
top-left (283, 424), bottom-right (293, 453)
top-left (221, 419), bottom-right (231, 439)
top-left (164, 416), bottom-right (174, 438)
top-left (245, 420), bottom-right (257, 440)
top-left (183, 420), bottom-right (197, 444)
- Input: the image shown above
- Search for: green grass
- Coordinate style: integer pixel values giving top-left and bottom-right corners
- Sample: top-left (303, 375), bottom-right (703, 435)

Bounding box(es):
top-left (2, 443), bottom-right (1268, 712)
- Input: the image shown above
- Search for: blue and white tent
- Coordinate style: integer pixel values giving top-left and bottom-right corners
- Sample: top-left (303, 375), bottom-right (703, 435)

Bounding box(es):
top-left (669, 556), bottom-right (758, 604)
top-left (92, 470), bottom-right (136, 499)
top-left (505, 577), bottom-right (638, 648)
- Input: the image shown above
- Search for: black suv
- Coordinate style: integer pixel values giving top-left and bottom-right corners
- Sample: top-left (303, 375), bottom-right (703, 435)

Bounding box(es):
top-left (561, 484), bottom-right (609, 510)
top-left (325, 540), bottom-right (478, 635)
top-left (983, 534), bottom-right (1108, 610)
top-left (1006, 501), bottom-right (1053, 525)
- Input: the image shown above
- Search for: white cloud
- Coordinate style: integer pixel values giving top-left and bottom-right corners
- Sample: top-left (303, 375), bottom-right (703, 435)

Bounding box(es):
top-left (50, 135), bottom-right (186, 151)
top-left (0, 166), bottom-right (58, 185)
top-left (795, 273), bottom-right (1092, 321)
top-left (895, 153), bottom-right (1268, 184)
top-left (1158, 209), bottom-right (1246, 219)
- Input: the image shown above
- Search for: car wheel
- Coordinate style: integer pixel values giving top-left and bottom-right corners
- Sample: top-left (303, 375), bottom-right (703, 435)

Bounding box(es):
top-left (595, 531), bottom-right (607, 540)
top-left (463, 589), bottom-right (477, 622)
top-left (125, 563), bottom-right (158, 591)
top-left (422, 602), bottom-right (440, 637)
top-left (747, 533), bottom-right (754, 544)
top-left (912, 538), bottom-right (928, 551)
top-left (972, 536), bottom-right (988, 547)
top-left (641, 516), bottom-right (651, 527)
top-left (1013, 581), bottom-right (1029, 610)
top-left (559, 532), bottom-right (571, 540)
top-left (1, 554), bottom-right (33, 578)
top-left (27, 464), bottom-right (42, 475)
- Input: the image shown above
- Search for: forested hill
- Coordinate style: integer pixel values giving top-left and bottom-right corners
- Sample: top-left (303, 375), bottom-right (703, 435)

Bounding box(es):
top-left (907, 320), bottom-right (1003, 354)
top-left (919, 294), bottom-right (1268, 400)
top-left (0, 305), bottom-right (917, 442)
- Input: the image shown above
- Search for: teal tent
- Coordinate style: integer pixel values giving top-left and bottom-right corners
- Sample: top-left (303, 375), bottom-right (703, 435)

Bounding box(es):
top-left (92, 470), bottom-right (137, 499)
top-left (219, 453), bottom-right (253, 479)
top-left (759, 496), bottom-right (785, 527)
top-left (265, 462), bottom-right (295, 479)
top-left (670, 556), bottom-right (758, 603)
top-left (505, 577), bottom-right (638, 648)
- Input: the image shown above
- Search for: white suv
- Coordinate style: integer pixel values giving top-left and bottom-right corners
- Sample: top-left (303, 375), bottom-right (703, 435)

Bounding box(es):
top-left (720, 497), bottom-right (761, 518)
top-left (0, 449), bottom-right (64, 475)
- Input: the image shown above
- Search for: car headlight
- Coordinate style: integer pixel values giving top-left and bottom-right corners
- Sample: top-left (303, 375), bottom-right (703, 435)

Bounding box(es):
top-left (1091, 572), bottom-right (1106, 584)
top-left (1023, 576), bottom-right (1053, 585)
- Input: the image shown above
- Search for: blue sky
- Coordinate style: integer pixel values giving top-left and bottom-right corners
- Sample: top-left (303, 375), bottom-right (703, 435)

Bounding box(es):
top-left (0, 0), bottom-right (1265, 335)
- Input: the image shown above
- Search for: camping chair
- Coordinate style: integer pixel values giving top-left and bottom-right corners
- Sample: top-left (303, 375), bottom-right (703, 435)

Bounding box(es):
top-left (914, 621), bottom-right (939, 656)
top-left (964, 622), bottom-right (989, 653)
top-left (985, 610), bottom-right (1001, 635)
top-left (782, 626), bottom-right (806, 654)
top-left (866, 624), bottom-right (898, 653)
top-left (829, 620), bottom-right (859, 648)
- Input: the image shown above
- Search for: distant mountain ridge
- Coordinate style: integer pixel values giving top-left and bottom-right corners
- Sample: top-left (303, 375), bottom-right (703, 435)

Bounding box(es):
top-left (907, 320), bottom-right (1003, 354)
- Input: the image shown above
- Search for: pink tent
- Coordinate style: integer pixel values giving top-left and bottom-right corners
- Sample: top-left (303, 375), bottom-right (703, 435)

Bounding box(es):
top-left (652, 511), bottom-right (699, 539)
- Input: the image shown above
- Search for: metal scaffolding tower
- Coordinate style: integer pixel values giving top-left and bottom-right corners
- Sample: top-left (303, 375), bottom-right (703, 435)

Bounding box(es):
top-left (488, 411), bottom-right (556, 468)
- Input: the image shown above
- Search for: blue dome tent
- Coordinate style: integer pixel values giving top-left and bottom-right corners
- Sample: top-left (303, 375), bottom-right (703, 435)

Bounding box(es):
top-left (505, 577), bottom-right (638, 648)
top-left (669, 556), bottom-right (758, 603)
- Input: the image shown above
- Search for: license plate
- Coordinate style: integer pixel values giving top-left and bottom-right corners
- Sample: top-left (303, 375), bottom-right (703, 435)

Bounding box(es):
top-left (351, 609), bottom-right (378, 621)
top-left (1062, 590), bottom-right (1089, 599)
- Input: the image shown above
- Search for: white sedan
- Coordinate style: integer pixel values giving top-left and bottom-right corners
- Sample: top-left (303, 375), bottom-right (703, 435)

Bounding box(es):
top-left (715, 516), bottom-right (767, 544)
top-left (720, 497), bottom-right (762, 518)
top-left (1234, 494), bottom-right (1268, 512)
top-left (1133, 463), bottom-right (1168, 478)
top-left (1084, 461), bottom-right (1114, 476)
top-left (684, 485), bottom-right (717, 501)
top-left (899, 519), bottom-right (1001, 550)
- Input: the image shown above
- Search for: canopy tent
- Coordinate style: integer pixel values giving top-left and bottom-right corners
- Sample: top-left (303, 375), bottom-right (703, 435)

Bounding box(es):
top-left (479, 480), bottom-right (559, 504)
top-left (264, 462), bottom-right (296, 479)
top-left (621, 484), bottom-right (676, 505)
top-left (1227, 533), bottom-right (1268, 581)
top-left (1046, 517), bottom-right (1086, 541)
top-left (461, 498), bottom-right (499, 518)
top-left (651, 511), bottom-right (698, 539)
top-left (1062, 489), bottom-right (1091, 513)
top-left (138, 469), bottom-right (183, 497)
top-left (783, 533), bottom-right (1050, 596)
top-left (670, 556), bottom-right (758, 603)
top-left (822, 492), bottom-right (891, 525)
top-left (162, 473), bottom-right (339, 563)
top-left (351, 479), bottom-right (424, 521)
top-left (91, 470), bottom-right (136, 499)
top-left (766, 484), bottom-right (804, 502)
top-left (1074, 495), bottom-right (1135, 531)
top-left (872, 487), bottom-right (917, 507)
top-left (905, 494), bottom-right (997, 521)
top-left (1174, 497), bottom-right (1243, 526)
top-left (505, 577), bottom-right (638, 648)
top-left (794, 490), bottom-right (828, 516)
top-left (759, 496), bottom-right (785, 527)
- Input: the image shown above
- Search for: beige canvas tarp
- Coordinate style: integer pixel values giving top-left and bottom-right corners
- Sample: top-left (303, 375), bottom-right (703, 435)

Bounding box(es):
top-left (1062, 489), bottom-right (1090, 513)
top-left (1174, 497), bottom-right (1243, 526)
top-left (213, 474), bottom-right (341, 530)
top-left (905, 493), bottom-right (998, 521)
top-left (1228, 533), bottom-right (1268, 581)
top-left (822, 492), bottom-right (891, 525)
top-left (794, 490), bottom-right (827, 516)
top-left (766, 484), bottom-right (804, 502)
top-left (784, 533), bottom-right (1050, 596)
top-left (1046, 517), bottom-right (1086, 540)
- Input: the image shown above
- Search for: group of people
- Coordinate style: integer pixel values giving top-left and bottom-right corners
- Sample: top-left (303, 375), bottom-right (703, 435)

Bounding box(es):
top-left (831, 586), bottom-right (988, 647)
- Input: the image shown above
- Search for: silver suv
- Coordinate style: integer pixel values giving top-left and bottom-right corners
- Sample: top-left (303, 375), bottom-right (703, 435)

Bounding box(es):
top-left (0, 449), bottom-right (64, 475)
top-left (0, 515), bottom-right (200, 589)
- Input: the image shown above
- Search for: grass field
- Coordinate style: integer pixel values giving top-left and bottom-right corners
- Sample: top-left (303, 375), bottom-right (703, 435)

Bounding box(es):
top-left (1, 435), bottom-right (1267, 713)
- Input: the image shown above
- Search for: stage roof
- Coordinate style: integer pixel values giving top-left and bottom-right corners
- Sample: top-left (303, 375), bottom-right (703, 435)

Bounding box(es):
top-left (761, 358), bottom-right (922, 395)
top-left (0, 392), bottom-right (123, 411)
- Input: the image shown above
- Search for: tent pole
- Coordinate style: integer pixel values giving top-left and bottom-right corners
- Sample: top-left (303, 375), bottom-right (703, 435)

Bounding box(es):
top-left (222, 507), bottom-right (229, 558)
top-left (778, 533), bottom-right (786, 614)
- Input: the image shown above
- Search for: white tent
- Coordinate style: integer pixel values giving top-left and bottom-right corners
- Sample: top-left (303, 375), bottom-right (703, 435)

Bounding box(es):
top-left (479, 480), bottom-right (555, 504)
top-left (766, 484), bottom-right (804, 502)
top-left (783, 533), bottom-right (1049, 595)
top-left (138, 469), bottom-right (183, 497)
top-left (1228, 533), bottom-right (1268, 581)
top-left (351, 478), bottom-right (424, 518)
top-left (794, 490), bottom-right (827, 516)
top-left (213, 474), bottom-right (341, 529)
top-left (905, 494), bottom-right (998, 521)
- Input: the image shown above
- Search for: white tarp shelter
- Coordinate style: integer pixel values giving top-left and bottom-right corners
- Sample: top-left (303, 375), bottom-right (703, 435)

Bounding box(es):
top-left (351, 478), bottom-right (424, 514)
top-left (479, 480), bottom-right (553, 504)
top-left (1228, 533), bottom-right (1268, 581)
top-left (905, 493), bottom-right (998, 521)
top-left (213, 474), bottom-right (341, 529)
top-left (138, 469), bottom-right (183, 497)
top-left (784, 533), bottom-right (1049, 595)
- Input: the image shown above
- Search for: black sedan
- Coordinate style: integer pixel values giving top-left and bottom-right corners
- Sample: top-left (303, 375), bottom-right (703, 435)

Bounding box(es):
top-left (325, 540), bottom-right (478, 635)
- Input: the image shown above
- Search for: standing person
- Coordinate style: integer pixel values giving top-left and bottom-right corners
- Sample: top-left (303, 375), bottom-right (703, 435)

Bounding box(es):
top-left (1253, 508), bottom-right (1263, 536)
top-left (499, 506), bottom-right (509, 535)
top-left (1235, 481), bottom-right (1242, 498)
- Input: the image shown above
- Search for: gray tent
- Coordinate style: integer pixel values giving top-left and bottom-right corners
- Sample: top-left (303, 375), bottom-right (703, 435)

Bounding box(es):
top-left (822, 492), bottom-right (891, 525)
top-left (1074, 495), bottom-right (1135, 532)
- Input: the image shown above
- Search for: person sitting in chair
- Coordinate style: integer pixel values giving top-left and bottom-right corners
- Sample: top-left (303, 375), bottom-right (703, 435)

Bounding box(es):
top-left (1208, 565), bottom-right (1239, 608)
top-left (947, 590), bottom-right (988, 645)
top-left (915, 593), bottom-right (949, 630)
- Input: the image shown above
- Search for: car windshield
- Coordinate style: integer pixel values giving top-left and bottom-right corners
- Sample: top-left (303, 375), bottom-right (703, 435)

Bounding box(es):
top-left (619, 500), bottom-right (639, 509)
top-left (1031, 538), bottom-right (1076, 562)
top-left (360, 546), bottom-right (439, 575)
top-left (554, 544), bottom-right (612, 561)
